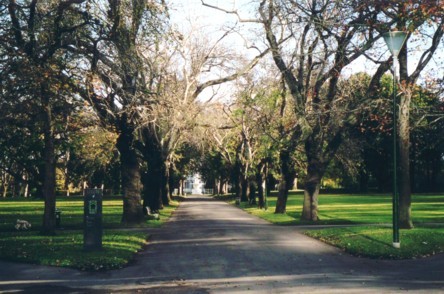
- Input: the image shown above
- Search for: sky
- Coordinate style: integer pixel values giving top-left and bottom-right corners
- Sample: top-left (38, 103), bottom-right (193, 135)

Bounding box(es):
top-left (167, 0), bottom-right (443, 96)
top-left (167, 0), bottom-right (260, 102)
top-left (168, 0), bottom-right (237, 36)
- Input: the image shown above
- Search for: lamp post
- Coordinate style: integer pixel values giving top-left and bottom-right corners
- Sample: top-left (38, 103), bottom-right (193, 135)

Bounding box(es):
top-left (382, 31), bottom-right (408, 249)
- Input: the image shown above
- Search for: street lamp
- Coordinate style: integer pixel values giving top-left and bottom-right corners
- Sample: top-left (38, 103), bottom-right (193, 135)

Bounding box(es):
top-left (383, 31), bottom-right (408, 249)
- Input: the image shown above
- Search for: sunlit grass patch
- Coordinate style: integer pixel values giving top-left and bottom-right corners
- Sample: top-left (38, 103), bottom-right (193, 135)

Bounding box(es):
top-left (304, 226), bottom-right (444, 259)
top-left (241, 203), bottom-right (297, 225)
top-left (0, 197), bottom-right (179, 231)
top-left (234, 192), bottom-right (444, 226)
top-left (229, 192), bottom-right (444, 259)
top-left (0, 230), bottom-right (147, 271)
top-left (0, 196), bottom-right (181, 270)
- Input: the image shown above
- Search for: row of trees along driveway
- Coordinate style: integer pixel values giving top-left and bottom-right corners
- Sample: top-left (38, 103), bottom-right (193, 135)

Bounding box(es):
top-left (202, 0), bottom-right (443, 227)
top-left (1, 0), bottom-right (443, 233)
top-left (0, 0), bottom-right (266, 233)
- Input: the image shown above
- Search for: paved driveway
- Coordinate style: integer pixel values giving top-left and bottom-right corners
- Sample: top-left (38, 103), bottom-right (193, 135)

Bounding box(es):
top-left (0, 195), bottom-right (443, 293)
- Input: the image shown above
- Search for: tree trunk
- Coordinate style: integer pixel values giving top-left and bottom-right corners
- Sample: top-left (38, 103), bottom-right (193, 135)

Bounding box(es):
top-left (168, 164), bottom-right (175, 197)
top-left (142, 168), bottom-right (162, 212)
top-left (301, 141), bottom-right (325, 221)
top-left (142, 163), bottom-right (164, 211)
top-left (233, 159), bottom-right (242, 201)
top-left (275, 182), bottom-right (288, 213)
top-left (12, 180), bottom-right (19, 197)
top-left (2, 181), bottom-right (7, 197)
top-left (257, 170), bottom-right (264, 209)
top-left (301, 131), bottom-right (342, 221)
top-left (213, 179), bottom-right (217, 195)
top-left (179, 179), bottom-right (184, 196)
top-left (218, 177), bottom-right (225, 195)
top-left (249, 181), bottom-right (256, 205)
top-left (241, 176), bottom-right (249, 202)
top-left (301, 168), bottom-right (321, 221)
top-left (139, 126), bottom-right (167, 211)
top-left (275, 150), bottom-right (295, 214)
top-left (161, 161), bottom-right (171, 206)
top-left (41, 92), bottom-right (57, 235)
top-left (141, 145), bottom-right (165, 212)
top-left (1, 172), bottom-right (6, 197)
top-left (65, 150), bottom-right (70, 196)
top-left (23, 182), bottom-right (29, 198)
top-left (116, 128), bottom-right (144, 224)
top-left (266, 174), bottom-right (273, 196)
top-left (398, 90), bottom-right (413, 229)
top-left (214, 180), bottom-right (218, 195)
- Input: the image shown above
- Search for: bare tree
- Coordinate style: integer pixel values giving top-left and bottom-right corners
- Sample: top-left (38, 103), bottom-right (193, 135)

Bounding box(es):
top-left (136, 19), bottom-right (269, 210)
top-left (202, 0), bottom-right (390, 220)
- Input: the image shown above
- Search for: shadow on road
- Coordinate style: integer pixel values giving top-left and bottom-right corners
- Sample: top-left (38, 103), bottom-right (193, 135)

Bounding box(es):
top-left (1, 195), bottom-right (443, 293)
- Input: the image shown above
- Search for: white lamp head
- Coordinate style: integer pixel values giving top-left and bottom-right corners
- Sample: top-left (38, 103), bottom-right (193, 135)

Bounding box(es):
top-left (383, 31), bottom-right (408, 58)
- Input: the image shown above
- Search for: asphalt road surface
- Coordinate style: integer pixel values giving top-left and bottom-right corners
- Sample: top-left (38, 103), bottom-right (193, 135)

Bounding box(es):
top-left (0, 195), bottom-right (443, 293)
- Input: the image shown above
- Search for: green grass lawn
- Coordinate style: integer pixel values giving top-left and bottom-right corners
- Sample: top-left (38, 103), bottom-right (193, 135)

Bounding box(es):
top-left (238, 192), bottom-right (444, 226)
top-left (0, 196), bottom-right (179, 270)
top-left (304, 226), bottom-right (444, 259)
top-left (0, 230), bottom-right (148, 270)
top-left (0, 196), bottom-right (178, 231)
top-left (230, 192), bottom-right (444, 259)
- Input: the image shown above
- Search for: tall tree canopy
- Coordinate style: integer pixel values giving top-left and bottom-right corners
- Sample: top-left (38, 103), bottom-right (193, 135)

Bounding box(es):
top-left (1, 0), bottom-right (89, 234)
top-left (203, 0), bottom-right (444, 222)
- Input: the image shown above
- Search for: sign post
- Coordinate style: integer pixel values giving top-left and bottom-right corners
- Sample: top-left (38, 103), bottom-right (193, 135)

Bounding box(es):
top-left (84, 188), bottom-right (103, 251)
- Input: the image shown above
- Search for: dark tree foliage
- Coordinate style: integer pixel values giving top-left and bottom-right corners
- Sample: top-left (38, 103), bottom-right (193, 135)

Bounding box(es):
top-left (1, 0), bottom-right (89, 234)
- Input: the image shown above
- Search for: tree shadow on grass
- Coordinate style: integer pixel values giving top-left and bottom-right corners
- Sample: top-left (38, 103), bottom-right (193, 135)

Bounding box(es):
top-left (286, 211), bottom-right (357, 226)
top-left (342, 227), bottom-right (392, 248)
